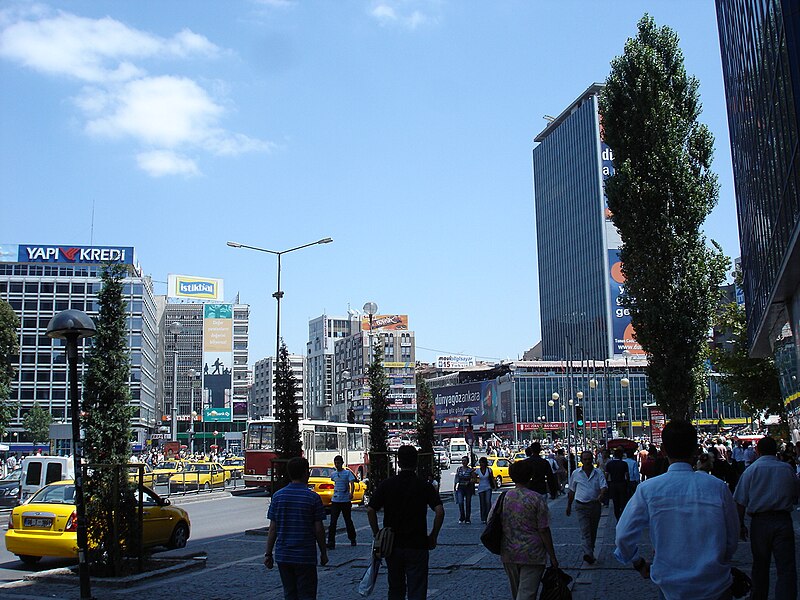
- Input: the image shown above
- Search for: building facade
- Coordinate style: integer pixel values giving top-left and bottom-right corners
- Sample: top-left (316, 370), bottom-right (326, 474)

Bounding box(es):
top-left (0, 244), bottom-right (158, 450)
top-left (716, 0), bottom-right (800, 424)
top-left (157, 301), bottom-right (250, 450)
top-left (306, 313), bottom-right (359, 420)
top-left (333, 315), bottom-right (416, 430)
top-left (533, 84), bottom-right (641, 362)
top-left (251, 354), bottom-right (307, 420)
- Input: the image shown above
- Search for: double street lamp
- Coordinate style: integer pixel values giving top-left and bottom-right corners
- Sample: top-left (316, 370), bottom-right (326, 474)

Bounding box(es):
top-left (227, 238), bottom-right (333, 364)
top-left (168, 321), bottom-right (183, 443)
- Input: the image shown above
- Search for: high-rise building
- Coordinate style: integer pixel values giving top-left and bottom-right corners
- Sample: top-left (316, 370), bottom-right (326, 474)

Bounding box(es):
top-left (157, 301), bottom-right (250, 449)
top-left (251, 354), bottom-right (307, 419)
top-left (715, 0), bottom-right (800, 423)
top-left (306, 313), bottom-right (359, 419)
top-left (0, 244), bottom-right (158, 451)
top-left (333, 314), bottom-right (416, 429)
top-left (532, 83), bottom-right (642, 362)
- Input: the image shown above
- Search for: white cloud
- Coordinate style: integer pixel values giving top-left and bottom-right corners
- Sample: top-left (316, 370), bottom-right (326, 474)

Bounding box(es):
top-left (0, 11), bottom-right (217, 83)
top-left (369, 2), bottom-right (434, 29)
top-left (136, 150), bottom-right (199, 177)
top-left (0, 8), bottom-right (269, 177)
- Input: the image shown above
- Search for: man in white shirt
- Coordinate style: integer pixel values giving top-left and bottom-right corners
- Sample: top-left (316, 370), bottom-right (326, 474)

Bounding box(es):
top-left (566, 450), bottom-right (607, 564)
top-left (614, 420), bottom-right (739, 600)
top-left (733, 436), bottom-right (798, 600)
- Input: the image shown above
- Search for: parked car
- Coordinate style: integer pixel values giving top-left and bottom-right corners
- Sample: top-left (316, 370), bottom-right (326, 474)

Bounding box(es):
top-left (307, 466), bottom-right (367, 506)
top-left (5, 481), bottom-right (190, 565)
top-left (152, 460), bottom-right (185, 484)
top-left (485, 457), bottom-right (512, 488)
top-left (127, 463), bottom-right (157, 487)
top-left (169, 462), bottom-right (228, 492)
top-left (0, 470), bottom-right (22, 508)
top-left (221, 457), bottom-right (244, 480)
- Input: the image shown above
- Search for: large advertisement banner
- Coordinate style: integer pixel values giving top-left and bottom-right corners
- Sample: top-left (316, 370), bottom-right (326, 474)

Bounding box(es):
top-left (203, 304), bottom-right (233, 411)
top-left (361, 314), bottom-right (409, 331)
top-left (167, 274), bottom-right (224, 301)
top-left (608, 249), bottom-right (644, 355)
top-left (432, 380), bottom-right (511, 427)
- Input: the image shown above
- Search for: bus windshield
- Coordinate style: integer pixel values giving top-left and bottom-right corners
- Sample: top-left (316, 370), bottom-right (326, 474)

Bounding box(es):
top-left (247, 422), bottom-right (275, 450)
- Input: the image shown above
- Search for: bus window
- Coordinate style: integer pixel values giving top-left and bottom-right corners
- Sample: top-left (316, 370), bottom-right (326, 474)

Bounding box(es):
top-left (347, 429), bottom-right (365, 451)
top-left (247, 423), bottom-right (274, 450)
top-left (314, 426), bottom-right (338, 451)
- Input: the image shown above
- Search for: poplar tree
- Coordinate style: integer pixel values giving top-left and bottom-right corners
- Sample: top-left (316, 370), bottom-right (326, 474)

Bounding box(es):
top-left (368, 338), bottom-right (390, 491)
top-left (415, 375), bottom-right (435, 479)
top-left (0, 300), bottom-right (20, 436)
top-left (82, 263), bottom-right (137, 574)
top-left (274, 341), bottom-right (302, 458)
top-left (599, 15), bottom-right (728, 420)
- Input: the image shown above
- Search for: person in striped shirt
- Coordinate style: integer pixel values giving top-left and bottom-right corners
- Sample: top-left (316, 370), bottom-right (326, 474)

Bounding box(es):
top-left (265, 457), bottom-right (329, 600)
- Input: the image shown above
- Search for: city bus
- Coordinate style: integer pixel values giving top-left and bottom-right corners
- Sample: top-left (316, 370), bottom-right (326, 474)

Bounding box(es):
top-left (243, 419), bottom-right (370, 489)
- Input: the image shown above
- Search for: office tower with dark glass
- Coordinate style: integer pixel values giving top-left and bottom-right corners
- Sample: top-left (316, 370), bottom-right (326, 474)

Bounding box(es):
top-left (533, 84), bottom-right (638, 361)
top-left (716, 0), bottom-right (800, 422)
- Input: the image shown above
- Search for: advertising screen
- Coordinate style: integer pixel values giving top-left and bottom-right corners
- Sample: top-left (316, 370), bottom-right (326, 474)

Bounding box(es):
top-left (608, 249), bottom-right (644, 355)
top-left (202, 304), bottom-right (233, 410)
top-left (433, 380), bottom-right (511, 427)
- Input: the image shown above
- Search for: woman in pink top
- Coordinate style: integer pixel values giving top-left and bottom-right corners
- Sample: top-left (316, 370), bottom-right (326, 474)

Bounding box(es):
top-left (489, 460), bottom-right (558, 599)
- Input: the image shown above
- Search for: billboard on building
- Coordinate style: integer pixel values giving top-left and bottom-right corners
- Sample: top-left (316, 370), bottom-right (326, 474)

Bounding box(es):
top-left (15, 244), bottom-right (135, 265)
top-left (361, 314), bottom-right (409, 331)
top-left (432, 379), bottom-right (512, 427)
top-left (608, 249), bottom-right (644, 355)
top-left (436, 355), bottom-right (475, 369)
top-left (202, 304), bottom-right (233, 411)
top-left (167, 274), bottom-right (224, 301)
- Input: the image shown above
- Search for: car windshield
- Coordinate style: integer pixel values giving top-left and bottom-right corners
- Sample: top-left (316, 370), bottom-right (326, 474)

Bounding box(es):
top-left (156, 462), bottom-right (179, 470)
top-left (186, 464), bottom-right (211, 473)
top-left (29, 483), bottom-right (75, 504)
top-left (309, 467), bottom-right (334, 478)
top-left (224, 459), bottom-right (243, 466)
top-left (2, 470), bottom-right (21, 482)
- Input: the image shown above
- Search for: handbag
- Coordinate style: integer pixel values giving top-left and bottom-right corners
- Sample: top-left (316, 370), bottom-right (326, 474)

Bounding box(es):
top-left (539, 566), bottom-right (573, 600)
top-left (479, 491), bottom-right (507, 554)
top-left (730, 567), bottom-right (751, 598)
top-left (373, 527), bottom-right (394, 559)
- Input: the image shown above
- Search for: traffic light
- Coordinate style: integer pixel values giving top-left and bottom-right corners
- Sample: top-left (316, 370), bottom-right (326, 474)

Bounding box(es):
top-left (575, 405), bottom-right (585, 427)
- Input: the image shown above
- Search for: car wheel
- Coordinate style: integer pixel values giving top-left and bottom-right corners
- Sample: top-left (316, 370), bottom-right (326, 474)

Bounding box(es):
top-left (168, 523), bottom-right (190, 549)
top-left (496, 475), bottom-right (503, 488)
top-left (18, 555), bottom-right (41, 565)
top-left (361, 490), bottom-right (370, 506)
top-left (203, 482), bottom-right (211, 491)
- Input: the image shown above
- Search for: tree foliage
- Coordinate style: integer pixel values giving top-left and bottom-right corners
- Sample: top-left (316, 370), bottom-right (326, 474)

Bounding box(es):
top-left (81, 264), bottom-right (137, 574)
top-left (274, 341), bottom-right (302, 459)
top-left (368, 337), bottom-right (390, 490)
top-left (415, 375), bottom-right (435, 479)
top-left (599, 15), bottom-right (729, 420)
top-left (0, 300), bottom-right (20, 436)
top-left (23, 402), bottom-right (52, 444)
top-left (711, 301), bottom-right (784, 419)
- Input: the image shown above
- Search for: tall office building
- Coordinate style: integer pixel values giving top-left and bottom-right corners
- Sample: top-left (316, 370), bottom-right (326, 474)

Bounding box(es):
top-left (532, 84), bottom-right (642, 361)
top-left (716, 0), bottom-right (800, 423)
top-left (251, 354), bottom-right (307, 419)
top-left (306, 313), bottom-right (359, 420)
top-left (0, 244), bottom-right (158, 450)
top-left (333, 314), bottom-right (416, 429)
top-left (158, 300), bottom-right (250, 448)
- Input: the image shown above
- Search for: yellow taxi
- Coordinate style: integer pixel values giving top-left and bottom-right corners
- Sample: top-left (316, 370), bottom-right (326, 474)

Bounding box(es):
top-left (485, 457), bottom-right (512, 487)
top-left (152, 460), bottom-right (185, 485)
top-left (307, 466), bottom-right (366, 506)
top-left (512, 451), bottom-right (528, 462)
top-left (169, 462), bottom-right (228, 492)
top-left (221, 457), bottom-right (244, 480)
top-left (127, 463), bottom-right (157, 487)
top-left (5, 481), bottom-right (191, 565)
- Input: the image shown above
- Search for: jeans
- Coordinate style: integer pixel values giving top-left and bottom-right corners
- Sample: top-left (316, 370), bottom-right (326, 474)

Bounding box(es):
top-left (574, 500), bottom-right (601, 557)
top-left (478, 489), bottom-right (492, 523)
top-left (455, 487), bottom-right (473, 522)
top-left (386, 547), bottom-right (429, 600)
top-left (749, 511), bottom-right (797, 600)
top-left (327, 501), bottom-right (356, 547)
top-left (277, 563), bottom-right (318, 600)
top-left (503, 562), bottom-right (545, 600)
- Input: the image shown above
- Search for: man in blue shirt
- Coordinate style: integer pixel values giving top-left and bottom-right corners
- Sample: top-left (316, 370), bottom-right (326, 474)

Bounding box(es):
top-left (614, 420), bottom-right (739, 600)
top-left (265, 457), bottom-right (328, 600)
top-left (327, 455), bottom-right (357, 549)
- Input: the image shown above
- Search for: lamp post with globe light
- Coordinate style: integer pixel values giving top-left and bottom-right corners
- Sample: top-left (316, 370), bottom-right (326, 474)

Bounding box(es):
top-left (46, 309), bottom-right (96, 600)
top-left (168, 321), bottom-right (183, 443)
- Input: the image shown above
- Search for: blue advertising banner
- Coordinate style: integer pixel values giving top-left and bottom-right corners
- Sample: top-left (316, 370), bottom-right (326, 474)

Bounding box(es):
top-left (18, 244), bottom-right (134, 264)
top-left (432, 380), bottom-right (502, 426)
top-left (608, 249), bottom-right (643, 355)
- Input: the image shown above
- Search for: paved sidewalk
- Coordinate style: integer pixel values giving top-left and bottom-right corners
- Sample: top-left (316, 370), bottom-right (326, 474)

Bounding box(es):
top-left (0, 489), bottom-right (797, 599)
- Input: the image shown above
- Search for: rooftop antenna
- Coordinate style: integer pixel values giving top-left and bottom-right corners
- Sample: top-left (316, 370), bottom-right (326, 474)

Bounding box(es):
top-left (543, 115), bottom-right (556, 123)
top-left (89, 198), bottom-right (95, 245)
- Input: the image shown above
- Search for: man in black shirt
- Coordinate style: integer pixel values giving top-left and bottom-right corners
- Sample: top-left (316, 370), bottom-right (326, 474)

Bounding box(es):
top-left (604, 447), bottom-right (630, 521)
top-left (368, 445), bottom-right (445, 600)
top-left (525, 442), bottom-right (559, 499)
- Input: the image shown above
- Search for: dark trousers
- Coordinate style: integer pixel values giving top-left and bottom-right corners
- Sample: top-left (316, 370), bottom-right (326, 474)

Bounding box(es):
top-left (608, 481), bottom-right (629, 521)
top-left (574, 500), bottom-right (601, 557)
top-left (327, 501), bottom-right (356, 547)
top-left (455, 487), bottom-right (473, 522)
top-left (277, 563), bottom-right (318, 600)
top-left (749, 512), bottom-right (797, 600)
top-left (478, 489), bottom-right (492, 523)
top-left (386, 547), bottom-right (429, 600)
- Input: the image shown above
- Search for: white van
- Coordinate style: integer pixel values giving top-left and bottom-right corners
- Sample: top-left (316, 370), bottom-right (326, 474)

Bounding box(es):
top-left (20, 456), bottom-right (75, 502)
top-left (448, 438), bottom-right (469, 463)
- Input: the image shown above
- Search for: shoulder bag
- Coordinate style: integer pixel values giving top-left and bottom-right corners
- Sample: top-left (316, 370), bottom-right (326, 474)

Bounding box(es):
top-left (479, 490), bottom-right (508, 554)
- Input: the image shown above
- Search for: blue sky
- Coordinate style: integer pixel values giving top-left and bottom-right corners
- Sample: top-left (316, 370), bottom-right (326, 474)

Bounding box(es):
top-left (0, 0), bottom-right (738, 365)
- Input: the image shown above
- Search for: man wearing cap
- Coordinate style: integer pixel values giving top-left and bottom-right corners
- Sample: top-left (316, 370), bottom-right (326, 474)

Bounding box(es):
top-left (734, 435), bottom-right (799, 600)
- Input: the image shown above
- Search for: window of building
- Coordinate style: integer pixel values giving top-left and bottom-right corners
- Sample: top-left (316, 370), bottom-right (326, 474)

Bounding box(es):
top-left (40, 282), bottom-right (54, 293)
top-left (24, 283), bottom-right (38, 294)
top-left (56, 283), bottom-right (70, 294)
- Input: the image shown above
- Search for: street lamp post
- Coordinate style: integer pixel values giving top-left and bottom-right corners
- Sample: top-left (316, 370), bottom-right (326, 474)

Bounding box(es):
top-left (551, 392), bottom-right (561, 441)
top-left (188, 369), bottom-right (197, 454)
top-left (620, 351), bottom-right (633, 438)
top-left (227, 238), bottom-right (333, 364)
top-left (169, 321), bottom-right (183, 443)
top-left (589, 377), bottom-right (598, 446)
top-left (47, 309), bottom-right (96, 600)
